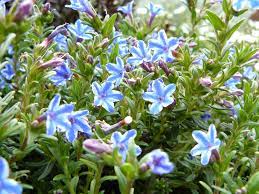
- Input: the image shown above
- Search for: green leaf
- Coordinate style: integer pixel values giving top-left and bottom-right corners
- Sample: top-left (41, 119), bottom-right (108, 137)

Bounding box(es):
top-left (206, 10), bottom-right (226, 31)
top-left (247, 172), bottom-right (259, 194)
top-left (211, 185), bottom-right (231, 194)
top-left (53, 174), bottom-right (66, 181)
top-left (38, 161), bottom-right (55, 180)
top-left (121, 163), bottom-right (136, 179)
top-left (71, 176), bottom-right (79, 192)
top-left (102, 14), bottom-right (117, 37)
top-left (80, 158), bottom-right (98, 172)
top-left (199, 181), bottom-right (213, 194)
top-left (100, 176), bottom-right (117, 183)
top-left (114, 166), bottom-right (127, 193)
top-left (0, 33), bottom-right (16, 60)
top-left (223, 20), bottom-right (244, 43)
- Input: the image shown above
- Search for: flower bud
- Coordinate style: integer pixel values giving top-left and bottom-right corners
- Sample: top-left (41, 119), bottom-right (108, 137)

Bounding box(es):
top-left (14, 0), bottom-right (34, 22)
top-left (42, 2), bottom-right (51, 14)
top-left (38, 57), bottom-right (64, 69)
top-left (233, 72), bottom-right (242, 80)
top-left (231, 89), bottom-right (244, 96)
top-left (199, 77), bottom-right (213, 87)
top-left (83, 139), bottom-right (112, 154)
top-left (210, 149), bottom-right (220, 163)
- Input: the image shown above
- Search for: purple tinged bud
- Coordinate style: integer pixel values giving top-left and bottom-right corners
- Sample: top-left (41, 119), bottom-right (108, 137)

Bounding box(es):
top-left (199, 77), bottom-right (213, 87)
top-left (222, 100), bottom-right (234, 108)
top-left (14, 0), bottom-right (34, 22)
top-left (83, 139), bottom-right (112, 154)
top-left (233, 72), bottom-right (242, 80)
top-left (209, 149), bottom-right (220, 163)
top-left (231, 89), bottom-right (244, 96)
top-left (39, 57), bottom-right (64, 69)
top-left (42, 2), bottom-right (51, 14)
top-left (158, 60), bottom-right (170, 76)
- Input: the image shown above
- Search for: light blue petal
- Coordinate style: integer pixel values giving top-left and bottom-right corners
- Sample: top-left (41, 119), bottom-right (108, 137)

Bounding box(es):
top-left (55, 104), bottom-right (74, 115)
top-left (102, 81), bottom-right (113, 93)
top-left (46, 119), bottom-right (56, 136)
top-left (152, 79), bottom-right (164, 96)
top-left (92, 82), bottom-right (102, 95)
top-left (149, 102), bottom-right (163, 114)
top-left (122, 129), bottom-right (137, 143)
top-left (161, 96), bottom-right (174, 107)
top-left (190, 144), bottom-right (208, 156)
top-left (143, 92), bottom-right (158, 103)
top-left (201, 150), bottom-right (211, 165)
top-left (66, 128), bottom-right (77, 142)
top-left (72, 110), bottom-right (89, 117)
top-left (48, 94), bottom-right (61, 111)
top-left (164, 84), bottom-right (176, 97)
top-left (102, 99), bottom-right (115, 112)
top-left (2, 179), bottom-right (22, 194)
top-left (0, 157), bottom-right (9, 179)
top-left (111, 132), bottom-right (122, 145)
top-left (192, 130), bottom-right (210, 147)
top-left (208, 124), bottom-right (217, 143)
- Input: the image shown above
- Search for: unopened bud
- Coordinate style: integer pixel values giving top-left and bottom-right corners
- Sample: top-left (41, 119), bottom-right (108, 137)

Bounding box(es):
top-left (14, 0), bottom-right (34, 22)
top-left (231, 89), bottom-right (243, 96)
top-left (38, 57), bottom-right (64, 69)
top-left (83, 139), bottom-right (112, 154)
top-left (42, 2), bottom-right (51, 14)
top-left (210, 149), bottom-right (220, 163)
top-left (158, 60), bottom-right (170, 76)
top-left (199, 77), bottom-right (213, 87)
top-left (233, 72), bottom-right (242, 80)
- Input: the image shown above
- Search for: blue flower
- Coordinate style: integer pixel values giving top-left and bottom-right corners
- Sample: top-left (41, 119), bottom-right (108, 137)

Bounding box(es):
top-left (143, 79), bottom-right (176, 114)
top-left (92, 81), bottom-right (123, 112)
top-left (118, 1), bottom-right (134, 17)
top-left (67, 19), bottom-right (94, 41)
top-left (106, 57), bottom-right (125, 87)
top-left (190, 124), bottom-right (221, 165)
top-left (243, 66), bottom-right (256, 80)
top-left (148, 2), bottom-right (163, 26)
top-left (0, 157), bottom-right (23, 194)
top-left (66, 110), bottom-right (92, 142)
top-left (146, 149), bottom-right (174, 175)
top-left (45, 94), bottom-right (74, 136)
top-left (250, 0), bottom-right (259, 9)
top-left (65, 0), bottom-right (96, 17)
top-left (1, 63), bottom-right (15, 80)
top-left (233, 0), bottom-right (258, 10)
top-left (127, 40), bottom-right (152, 66)
top-left (109, 31), bottom-right (129, 57)
top-left (49, 60), bottom-right (72, 86)
top-left (149, 30), bottom-right (179, 63)
top-left (224, 77), bottom-right (241, 90)
top-left (54, 33), bottom-right (68, 51)
top-left (111, 129), bottom-right (141, 162)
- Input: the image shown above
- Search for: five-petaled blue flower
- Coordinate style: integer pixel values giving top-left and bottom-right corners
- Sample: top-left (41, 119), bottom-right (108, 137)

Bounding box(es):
top-left (149, 29), bottom-right (179, 63)
top-left (127, 40), bottom-right (152, 66)
top-left (143, 79), bottom-right (176, 114)
top-left (45, 94), bottom-right (74, 136)
top-left (118, 1), bottom-right (134, 18)
top-left (148, 2), bottom-right (163, 26)
top-left (111, 129), bottom-right (141, 162)
top-left (54, 33), bottom-right (68, 51)
top-left (66, 110), bottom-right (92, 143)
top-left (106, 57), bottom-right (125, 87)
top-left (190, 124), bottom-right (221, 165)
top-left (65, 0), bottom-right (96, 17)
top-left (1, 63), bottom-right (15, 80)
top-left (49, 60), bottom-right (72, 86)
top-left (67, 19), bottom-right (94, 41)
top-left (243, 66), bottom-right (256, 80)
top-left (0, 157), bottom-right (23, 194)
top-left (92, 81), bottom-right (123, 112)
top-left (146, 149), bottom-right (174, 175)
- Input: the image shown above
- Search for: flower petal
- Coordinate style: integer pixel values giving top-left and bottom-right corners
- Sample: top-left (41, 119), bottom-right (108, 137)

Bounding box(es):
top-left (192, 130), bottom-right (210, 146)
top-left (0, 157), bottom-right (9, 179)
top-left (149, 102), bottom-right (163, 114)
top-left (201, 150), bottom-right (211, 165)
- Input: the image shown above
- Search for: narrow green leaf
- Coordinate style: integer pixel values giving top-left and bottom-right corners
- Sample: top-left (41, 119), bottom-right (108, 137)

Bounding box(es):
top-left (247, 172), bottom-right (259, 194)
top-left (206, 10), bottom-right (226, 31)
top-left (199, 181), bottom-right (213, 194)
top-left (102, 14), bottom-right (117, 37)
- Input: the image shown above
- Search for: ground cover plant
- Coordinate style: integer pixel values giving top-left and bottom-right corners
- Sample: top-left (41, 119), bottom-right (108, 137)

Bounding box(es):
top-left (0, 0), bottom-right (258, 193)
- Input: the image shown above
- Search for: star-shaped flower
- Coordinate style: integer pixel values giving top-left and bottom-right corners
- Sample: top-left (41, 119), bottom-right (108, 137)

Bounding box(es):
top-left (243, 66), bottom-right (256, 80)
top-left (66, 110), bottom-right (92, 142)
top-left (45, 94), bottom-right (74, 136)
top-left (67, 19), bottom-right (94, 41)
top-left (49, 60), bottom-right (72, 86)
top-left (190, 124), bottom-right (221, 165)
top-left (106, 57), bottom-right (125, 87)
top-left (145, 149), bottom-right (174, 175)
top-left (92, 81), bottom-right (123, 112)
top-left (65, 0), bottom-right (96, 17)
top-left (0, 157), bottom-right (23, 194)
top-left (148, 2), bottom-right (163, 26)
top-left (1, 63), bottom-right (15, 80)
top-left (127, 40), bottom-right (152, 66)
top-left (111, 129), bottom-right (141, 162)
top-left (143, 79), bottom-right (176, 114)
top-left (118, 1), bottom-right (134, 17)
top-left (149, 30), bottom-right (179, 63)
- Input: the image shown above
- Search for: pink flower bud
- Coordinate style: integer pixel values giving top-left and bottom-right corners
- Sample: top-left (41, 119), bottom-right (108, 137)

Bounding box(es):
top-left (14, 0), bottom-right (34, 22)
top-left (199, 77), bottom-right (213, 87)
top-left (83, 139), bottom-right (112, 154)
